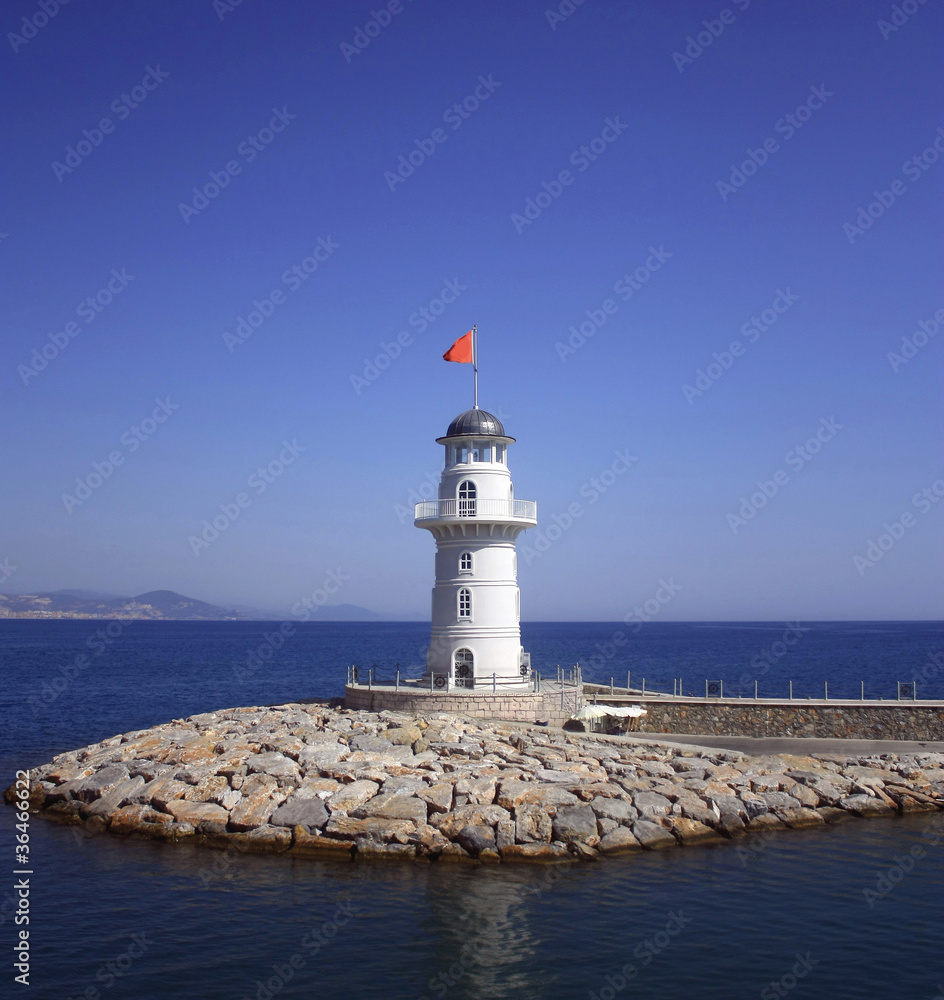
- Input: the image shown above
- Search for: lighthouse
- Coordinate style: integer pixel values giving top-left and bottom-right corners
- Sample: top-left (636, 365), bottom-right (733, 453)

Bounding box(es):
top-left (414, 407), bottom-right (538, 689)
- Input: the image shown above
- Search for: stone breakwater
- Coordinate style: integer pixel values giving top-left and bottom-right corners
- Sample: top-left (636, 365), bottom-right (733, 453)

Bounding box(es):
top-left (8, 702), bottom-right (944, 864)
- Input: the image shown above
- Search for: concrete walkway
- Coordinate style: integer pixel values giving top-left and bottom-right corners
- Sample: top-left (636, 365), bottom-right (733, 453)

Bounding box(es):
top-left (624, 732), bottom-right (944, 756)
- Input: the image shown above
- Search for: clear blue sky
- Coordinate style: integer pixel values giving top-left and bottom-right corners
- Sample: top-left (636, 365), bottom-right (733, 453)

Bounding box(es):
top-left (2, 0), bottom-right (942, 620)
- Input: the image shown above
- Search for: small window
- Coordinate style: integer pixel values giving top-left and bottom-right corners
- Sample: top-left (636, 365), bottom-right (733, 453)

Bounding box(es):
top-left (495, 444), bottom-right (505, 464)
top-left (456, 445), bottom-right (468, 464)
top-left (459, 551), bottom-right (473, 573)
top-left (472, 441), bottom-right (491, 462)
top-left (458, 587), bottom-right (471, 620)
top-left (458, 480), bottom-right (476, 516)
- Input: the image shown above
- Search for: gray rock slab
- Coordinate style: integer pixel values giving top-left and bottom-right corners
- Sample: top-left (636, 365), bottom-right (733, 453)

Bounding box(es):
top-left (270, 796), bottom-right (329, 829)
top-left (552, 805), bottom-right (598, 844)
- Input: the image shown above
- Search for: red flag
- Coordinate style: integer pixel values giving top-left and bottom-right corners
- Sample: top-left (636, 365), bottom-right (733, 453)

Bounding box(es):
top-left (443, 330), bottom-right (473, 363)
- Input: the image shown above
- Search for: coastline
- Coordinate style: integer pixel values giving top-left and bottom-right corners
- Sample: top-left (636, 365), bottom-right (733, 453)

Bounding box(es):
top-left (8, 700), bottom-right (944, 864)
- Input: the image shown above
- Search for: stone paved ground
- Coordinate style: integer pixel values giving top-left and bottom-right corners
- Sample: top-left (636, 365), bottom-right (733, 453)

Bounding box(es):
top-left (7, 701), bottom-right (944, 864)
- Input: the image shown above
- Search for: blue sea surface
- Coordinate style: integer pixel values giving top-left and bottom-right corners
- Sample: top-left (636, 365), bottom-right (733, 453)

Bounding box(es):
top-left (1, 621), bottom-right (943, 999)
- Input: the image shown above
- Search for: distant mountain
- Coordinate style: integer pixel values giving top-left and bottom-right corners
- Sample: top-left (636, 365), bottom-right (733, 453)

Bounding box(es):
top-left (0, 590), bottom-right (247, 621)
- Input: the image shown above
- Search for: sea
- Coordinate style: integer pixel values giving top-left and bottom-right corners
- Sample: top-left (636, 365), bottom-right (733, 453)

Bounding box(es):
top-left (1, 620), bottom-right (942, 1000)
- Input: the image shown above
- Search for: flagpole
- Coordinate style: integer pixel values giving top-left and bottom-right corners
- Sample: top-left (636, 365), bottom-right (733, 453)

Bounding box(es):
top-left (472, 324), bottom-right (478, 409)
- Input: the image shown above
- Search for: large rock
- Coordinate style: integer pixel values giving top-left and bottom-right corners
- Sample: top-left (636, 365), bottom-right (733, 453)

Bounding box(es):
top-left (665, 817), bottom-right (726, 845)
top-left (839, 794), bottom-right (896, 817)
top-left (552, 805), bottom-right (598, 844)
top-left (228, 774), bottom-right (284, 831)
top-left (632, 820), bottom-right (677, 850)
top-left (72, 765), bottom-right (130, 802)
top-left (588, 796), bottom-right (637, 825)
top-left (326, 779), bottom-right (380, 814)
top-left (164, 800), bottom-right (230, 826)
top-left (354, 794), bottom-right (428, 825)
top-left (456, 824), bottom-right (496, 856)
top-left (597, 827), bottom-right (644, 855)
top-left (246, 752), bottom-right (300, 783)
top-left (416, 782), bottom-right (454, 813)
top-left (499, 843), bottom-right (574, 863)
top-left (324, 816), bottom-right (414, 843)
top-left (515, 804), bottom-right (552, 843)
top-left (633, 791), bottom-right (672, 819)
top-left (270, 796), bottom-right (329, 829)
top-left (83, 776), bottom-right (145, 817)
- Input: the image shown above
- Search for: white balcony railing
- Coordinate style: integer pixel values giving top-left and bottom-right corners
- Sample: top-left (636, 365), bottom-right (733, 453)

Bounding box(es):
top-left (414, 498), bottom-right (537, 522)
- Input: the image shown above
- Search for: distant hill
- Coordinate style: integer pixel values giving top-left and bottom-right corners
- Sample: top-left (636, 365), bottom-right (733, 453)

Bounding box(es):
top-left (0, 589), bottom-right (247, 621)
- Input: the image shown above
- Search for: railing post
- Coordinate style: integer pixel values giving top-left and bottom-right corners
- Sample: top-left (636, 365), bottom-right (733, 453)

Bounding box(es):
top-left (861, 681), bottom-right (865, 701)
top-left (720, 679), bottom-right (723, 698)
top-left (627, 670), bottom-right (631, 693)
top-left (492, 672), bottom-right (496, 693)
top-left (368, 668), bottom-right (372, 691)
top-left (789, 680), bottom-right (793, 700)
top-left (430, 673), bottom-right (434, 692)
top-left (396, 667), bottom-right (400, 691)
top-left (610, 676), bottom-right (614, 695)
top-left (754, 680), bottom-right (758, 700)
top-left (641, 678), bottom-right (645, 697)
top-left (825, 680), bottom-right (828, 700)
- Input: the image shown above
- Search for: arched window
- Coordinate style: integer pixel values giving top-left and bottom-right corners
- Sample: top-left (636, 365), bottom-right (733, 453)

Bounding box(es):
top-left (458, 480), bottom-right (476, 516)
top-left (457, 587), bottom-right (471, 620)
top-left (454, 647), bottom-right (474, 686)
top-left (459, 551), bottom-right (473, 573)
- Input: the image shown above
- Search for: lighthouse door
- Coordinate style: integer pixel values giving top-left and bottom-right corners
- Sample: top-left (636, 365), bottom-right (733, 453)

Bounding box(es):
top-left (454, 648), bottom-right (474, 688)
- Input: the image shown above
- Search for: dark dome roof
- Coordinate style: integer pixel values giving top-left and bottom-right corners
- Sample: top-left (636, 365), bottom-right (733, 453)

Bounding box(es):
top-left (445, 408), bottom-right (506, 438)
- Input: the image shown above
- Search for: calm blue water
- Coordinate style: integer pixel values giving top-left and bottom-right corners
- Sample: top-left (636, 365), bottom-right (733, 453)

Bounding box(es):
top-left (2, 621), bottom-right (943, 999)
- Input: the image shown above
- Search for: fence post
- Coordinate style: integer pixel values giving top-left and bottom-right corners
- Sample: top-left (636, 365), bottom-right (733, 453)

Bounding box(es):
top-left (720, 679), bottom-right (723, 698)
top-left (627, 670), bottom-right (631, 693)
top-left (396, 666), bottom-right (400, 691)
top-left (754, 680), bottom-right (758, 700)
top-left (368, 668), bottom-right (372, 691)
top-left (789, 680), bottom-right (793, 700)
top-left (610, 676), bottom-right (614, 695)
top-left (825, 680), bottom-right (828, 700)
top-left (861, 681), bottom-right (865, 701)
top-left (492, 672), bottom-right (496, 693)
top-left (641, 678), bottom-right (645, 697)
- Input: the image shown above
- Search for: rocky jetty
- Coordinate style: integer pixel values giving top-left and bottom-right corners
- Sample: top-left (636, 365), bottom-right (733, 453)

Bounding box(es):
top-left (10, 702), bottom-right (944, 864)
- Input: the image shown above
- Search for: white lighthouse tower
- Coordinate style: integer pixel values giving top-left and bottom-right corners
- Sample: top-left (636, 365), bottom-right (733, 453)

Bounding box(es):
top-left (414, 407), bottom-right (538, 690)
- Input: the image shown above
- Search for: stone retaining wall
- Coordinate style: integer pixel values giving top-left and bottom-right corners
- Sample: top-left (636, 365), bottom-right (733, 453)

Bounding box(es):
top-left (344, 685), bottom-right (579, 729)
top-left (604, 698), bottom-right (944, 741)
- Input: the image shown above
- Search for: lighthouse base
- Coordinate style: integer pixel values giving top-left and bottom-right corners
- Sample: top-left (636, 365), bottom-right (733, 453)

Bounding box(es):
top-left (343, 682), bottom-right (582, 729)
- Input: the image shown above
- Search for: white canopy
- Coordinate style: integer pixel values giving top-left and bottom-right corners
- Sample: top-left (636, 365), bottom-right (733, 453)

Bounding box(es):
top-left (572, 704), bottom-right (647, 721)
top-left (602, 705), bottom-right (648, 718)
top-left (572, 705), bottom-right (610, 721)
